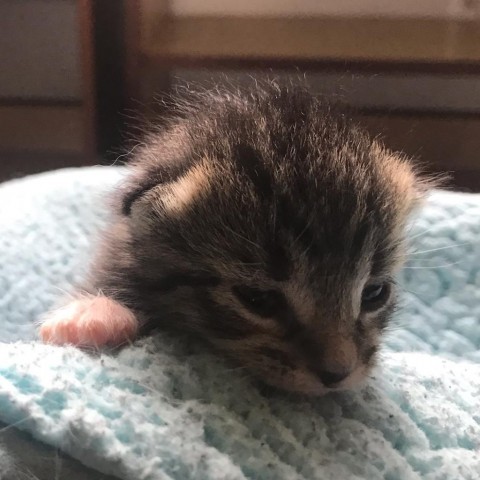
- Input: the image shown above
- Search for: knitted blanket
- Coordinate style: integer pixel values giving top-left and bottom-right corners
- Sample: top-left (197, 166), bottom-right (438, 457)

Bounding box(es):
top-left (0, 167), bottom-right (479, 479)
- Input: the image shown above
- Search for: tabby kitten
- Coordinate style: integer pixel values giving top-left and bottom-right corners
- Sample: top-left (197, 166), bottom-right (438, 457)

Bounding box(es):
top-left (40, 84), bottom-right (426, 395)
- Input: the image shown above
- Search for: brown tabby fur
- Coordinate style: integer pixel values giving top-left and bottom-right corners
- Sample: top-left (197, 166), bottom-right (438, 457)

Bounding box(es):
top-left (84, 83), bottom-right (427, 394)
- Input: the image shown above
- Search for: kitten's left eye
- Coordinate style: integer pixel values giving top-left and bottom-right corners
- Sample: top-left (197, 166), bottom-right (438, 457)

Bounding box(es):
top-left (361, 282), bottom-right (391, 312)
top-left (232, 286), bottom-right (282, 318)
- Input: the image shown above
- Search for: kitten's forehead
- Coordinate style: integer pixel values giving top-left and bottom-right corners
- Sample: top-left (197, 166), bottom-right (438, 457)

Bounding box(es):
top-left (126, 85), bottom-right (421, 283)
top-left (153, 161), bottom-right (410, 283)
top-left (204, 146), bottom-right (413, 266)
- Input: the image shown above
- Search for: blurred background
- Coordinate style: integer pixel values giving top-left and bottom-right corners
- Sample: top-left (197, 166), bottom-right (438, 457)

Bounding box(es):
top-left (1, 0), bottom-right (479, 189)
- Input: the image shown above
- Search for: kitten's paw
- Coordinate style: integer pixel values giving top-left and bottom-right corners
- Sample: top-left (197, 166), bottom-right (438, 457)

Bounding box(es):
top-left (40, 295), bottom-right (138, 347)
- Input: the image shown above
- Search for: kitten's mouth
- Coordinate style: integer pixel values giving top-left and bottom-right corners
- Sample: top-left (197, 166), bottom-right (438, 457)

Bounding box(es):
top-left (259, 364), bottom-right (368, 396)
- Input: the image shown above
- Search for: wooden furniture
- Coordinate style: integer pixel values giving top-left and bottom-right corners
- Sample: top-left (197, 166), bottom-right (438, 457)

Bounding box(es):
top-left (123, 3), bottom-right (480, 190)
top-left (0, 0), bottom-right (98, 180)
top-left (0, 1), bottom-right (96, 156)
top-left (136, 16), bottom-right (480, 73)
top-left (1, 1), bottom-right (479, 189)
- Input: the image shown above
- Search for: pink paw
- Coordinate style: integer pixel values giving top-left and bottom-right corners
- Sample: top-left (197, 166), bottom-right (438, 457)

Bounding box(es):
top-left (40, 295), bottom-right (138, 347)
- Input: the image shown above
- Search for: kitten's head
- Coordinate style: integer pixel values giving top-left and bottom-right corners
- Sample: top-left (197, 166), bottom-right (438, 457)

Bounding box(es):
top-left (114, 84), bottom-right (426, 395)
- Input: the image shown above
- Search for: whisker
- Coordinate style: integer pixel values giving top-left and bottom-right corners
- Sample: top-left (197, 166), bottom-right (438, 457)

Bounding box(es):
top-left (406, 225), bottom-right (440, 242)
top-left (17, 466), bottom-right (41, 480)
top-left (403, 260), bottom-right (464, 269)
top-left (228, 262), bottom-right (264, 267)
top-left (292, 216), bottom-right (315, 249)
top-left (50, 285), bottom-right (75, 299)
top-left (406, 215), bottom-right (467, 242)
top-left (0, 414), bottom-right (34, 433)
top-left (396, 285), bottom-right (419, 296)
top-left (65, 423), bottom-right (82, 445)
top-left (272, 193), bottom-right (278, 235)
top-left (408, 243), bottom-right (470, 255)
top-left (54, 448), bottom-right (62, 480)
top-left (224, 226), bottom-right (262, 250)
top-left (109, 142), bottom-right (145, 167)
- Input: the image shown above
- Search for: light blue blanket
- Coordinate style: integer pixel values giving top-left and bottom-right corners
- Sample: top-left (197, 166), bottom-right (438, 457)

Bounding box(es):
top-left (0, 167), bottom-right (479, 479)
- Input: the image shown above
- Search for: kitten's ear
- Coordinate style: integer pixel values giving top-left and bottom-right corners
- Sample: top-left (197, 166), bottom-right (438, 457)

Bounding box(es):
top-left (382, 147), bottom-right (440, 212)
top-left (120, 159), bottom-right (210, 218)
top-left (409, 169), bottom-right (446, 213)
top-left (121, 175), bottom-right (164, 216)
top-left (120, 155), bottom-right (193, 216)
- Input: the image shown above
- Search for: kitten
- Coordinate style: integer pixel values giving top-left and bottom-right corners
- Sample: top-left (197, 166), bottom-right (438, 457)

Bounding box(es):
top-left (40, 83), bottom-right (427, 395)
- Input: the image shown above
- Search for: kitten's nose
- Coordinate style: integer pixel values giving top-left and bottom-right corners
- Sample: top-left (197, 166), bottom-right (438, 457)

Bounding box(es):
top-left (317, 369), bottom-right (351, 387)
top-left (311, 337), bottom-right (357, 387)
top-left (300, 332), bottom-right (357, 387)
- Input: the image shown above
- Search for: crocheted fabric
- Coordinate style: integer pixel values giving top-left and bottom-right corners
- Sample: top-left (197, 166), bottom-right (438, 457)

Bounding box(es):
top-left (0, 167), bottom-right (479, 479)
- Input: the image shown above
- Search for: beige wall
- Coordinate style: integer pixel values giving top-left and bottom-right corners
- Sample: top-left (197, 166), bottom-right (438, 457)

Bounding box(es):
top-left (171, 0), bottom-right (480, 19)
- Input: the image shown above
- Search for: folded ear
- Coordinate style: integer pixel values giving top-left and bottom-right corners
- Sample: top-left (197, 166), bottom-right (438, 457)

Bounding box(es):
top-left (119, 142), bottom-right (194, 216)
top-left (380, 146), bottom-right (439, 216)
top-left (152, 163), bottom-right (213, 215)
top-left (121, 174), bottom-right (166, 216)
top-left (120, 150), bottom-right (214, 222)
top-left (401, 165), bottom-right (443, 217)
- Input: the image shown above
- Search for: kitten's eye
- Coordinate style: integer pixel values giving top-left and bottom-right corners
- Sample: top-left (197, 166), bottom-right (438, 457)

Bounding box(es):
top-left (232, 286), bottom-right (282, 318)
top-left (361, 282), bottom-right (391, 312)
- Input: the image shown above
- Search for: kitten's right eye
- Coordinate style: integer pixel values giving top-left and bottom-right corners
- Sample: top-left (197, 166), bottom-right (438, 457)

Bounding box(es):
top-left (232, 286), bottom-right (283, 318)
top-left (361, 282), bottom-right (391, 312)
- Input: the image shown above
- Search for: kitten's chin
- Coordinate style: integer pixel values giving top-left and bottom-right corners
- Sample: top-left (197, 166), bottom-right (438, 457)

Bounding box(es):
top-left (335, 365), bottom-right (371, 391)
top-left (260, 365), bottom-right (369, 396)
top-left (261, 371), bottom-right (330, 396)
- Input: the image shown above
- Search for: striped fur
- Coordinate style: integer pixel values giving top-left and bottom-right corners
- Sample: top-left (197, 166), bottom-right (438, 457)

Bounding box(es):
top-left (85, 83), bottom-right (426, 394)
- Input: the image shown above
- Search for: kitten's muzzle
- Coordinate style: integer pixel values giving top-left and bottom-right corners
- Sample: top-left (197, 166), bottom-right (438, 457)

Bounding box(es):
top-left (316, 369), bottom-right (352, 387)
top-left (302, 335), bottom-right (358, 388)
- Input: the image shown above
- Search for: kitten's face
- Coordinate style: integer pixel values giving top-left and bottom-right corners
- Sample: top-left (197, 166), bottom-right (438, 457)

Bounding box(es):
top-left (110, 86), bottom-right (423, 395)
